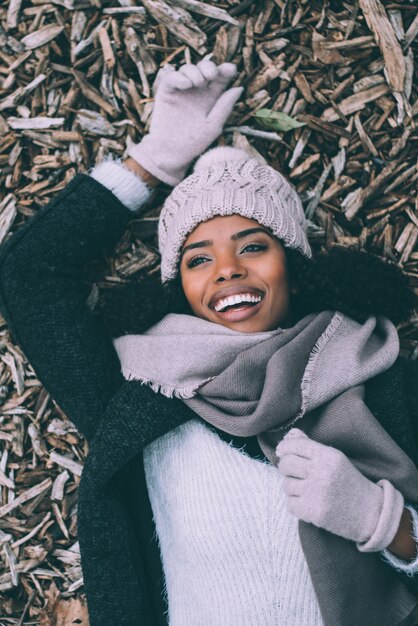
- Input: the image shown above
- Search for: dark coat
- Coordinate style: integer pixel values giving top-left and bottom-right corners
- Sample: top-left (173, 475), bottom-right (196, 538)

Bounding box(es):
top-left (1, 174), bottom-right (418, 626)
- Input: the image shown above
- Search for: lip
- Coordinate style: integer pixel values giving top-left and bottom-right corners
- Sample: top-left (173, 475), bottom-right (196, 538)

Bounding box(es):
top-left (212, 297), bottom-right (264, 322)
top-left (209, 285), bottom-right (265, 311)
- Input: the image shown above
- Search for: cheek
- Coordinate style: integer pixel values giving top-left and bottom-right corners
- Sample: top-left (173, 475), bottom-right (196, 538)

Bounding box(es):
top-left (181, 273), bottom-right (204, 311)
top-left (263, 257), bottom-right (289, 290)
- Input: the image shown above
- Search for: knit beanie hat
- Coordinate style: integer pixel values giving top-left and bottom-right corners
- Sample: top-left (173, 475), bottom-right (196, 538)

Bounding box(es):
top-left (158, 146), bottom-right (312, 283)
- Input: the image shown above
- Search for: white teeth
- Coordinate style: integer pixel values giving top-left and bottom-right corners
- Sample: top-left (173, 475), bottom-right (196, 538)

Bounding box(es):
top-left (214, 292), bottom-right (262, 312)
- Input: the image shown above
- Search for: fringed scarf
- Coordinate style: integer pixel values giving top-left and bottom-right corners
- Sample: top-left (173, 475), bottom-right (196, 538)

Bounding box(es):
top-left (113, 310), bottom-right (418, 625)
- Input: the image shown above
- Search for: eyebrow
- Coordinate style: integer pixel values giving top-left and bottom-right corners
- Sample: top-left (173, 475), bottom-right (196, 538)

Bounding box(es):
top-left (180, 228), bottom-right (274, 259)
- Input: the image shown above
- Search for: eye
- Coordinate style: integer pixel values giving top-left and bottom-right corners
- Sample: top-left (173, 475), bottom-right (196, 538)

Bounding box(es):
top-left (241, 243), bottom-right (267, 252)
top-left (186, 256), bottom-right (207, 268)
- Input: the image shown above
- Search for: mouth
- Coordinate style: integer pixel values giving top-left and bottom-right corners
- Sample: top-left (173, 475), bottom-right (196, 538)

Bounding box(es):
top-left (210, 289), bottom-right (264, 321)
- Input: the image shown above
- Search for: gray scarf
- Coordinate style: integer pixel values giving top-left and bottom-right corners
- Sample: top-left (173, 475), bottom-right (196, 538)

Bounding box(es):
top-left (114, 310), bottom-right (418, 625)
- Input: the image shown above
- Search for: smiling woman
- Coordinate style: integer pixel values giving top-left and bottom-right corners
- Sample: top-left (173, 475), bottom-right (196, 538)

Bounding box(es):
top-left (179, 214), bottom-right (293, 332)
top-left (3, 58), bottom-right (418, 626)
top-left (113, 145), bottom-right (418, 622)
top-left (109, 141), bottom-right (418, 626)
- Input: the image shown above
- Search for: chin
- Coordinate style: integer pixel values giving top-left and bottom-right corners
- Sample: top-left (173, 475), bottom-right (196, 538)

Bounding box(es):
top-left (227, 319), bottom-right (270, 333)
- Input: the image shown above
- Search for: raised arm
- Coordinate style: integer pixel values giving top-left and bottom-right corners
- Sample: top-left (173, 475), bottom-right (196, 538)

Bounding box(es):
top-left (0, 60), bottom-right (243, 442)
top-left (0, 174), bottom-right (145, 441)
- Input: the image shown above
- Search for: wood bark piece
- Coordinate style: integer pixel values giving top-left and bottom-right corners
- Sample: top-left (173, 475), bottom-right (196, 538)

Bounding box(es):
top-left (388, 10), bottom-right (404, 42)
top-left (395, 222), bottom-right (416, 254)
top-left (170, 0), bottom-right (240, 27)
top-left (225, 125), bottom-right (283, 142)
top-left (290, 153), bottom-right (321, 178)
top-left (0, 558), bottom-right (44, 592)
top-left (0, 194), bottom-right (17, 245)
top-left (98, 27), bottom-right (115, 70)
top-left (0, 478), bottom-right (52, 518)
top-left (52, 471), bottom-right (70, 501)
top-left (27, 423), bottom-right (46, 457)
top-left (298, 113), bottom-right (351, 139)
top-left (358, 0), bottom-right (405, 94)
top-left (11, 512), bottom-right (52, 548)
top-left (404, 13), bottom-right (418, 50)
top-left (6, 0), bottom-right (22, 30)
top-left (399, 226), bottom-right (418, 265)
top-left (312, 31), bottom-right (348, 65)
top-left (341, 159), bottom-right (400, 220)
top-left (213, 23), bottom-right (241, 64)
top-left (288, 127), bottom-right (311, 169)
top-left (71, 11), bottom-right (88, 45)
top-left (246, 55), bottom-right (287, 97)
top-left (21, 25), bottom-right (64, 50)
top-left (75, 109), bottom-right (117, 136)
top-left (305, 163), bottom-right (333, 219)
top-left (125, 27), bottom-right (158, 81)
top-left (322, 84), bottom-right (390, 122)
top-left (49, 452), bottom-right (83, 477)
top-left (103, 7), bottom-right (146, 14)
top-left (0, 74), bottom-right (46, 112)
top-left (0, 469), bottom-right (14, 489)
top-left (71, 19), bottom-right (106, 60)
top-left (72, 69), bottom-right (119, 118)
top-left (7, 116), bottom-right (65, 129)
top-left (140, 0), bottom-right (207, 54)
top-left (294, 72), bottom-right (314, 104)
top-left (385, 163), bottom-right (418, 194)
top-left (319, 35), bottom-right (376, 50)
top-left (254, 0), bottom-right (275, 35)
top-left (3, 539), bottom-right (18, 586)
top-left (353, 113), bottom-right (378, 156)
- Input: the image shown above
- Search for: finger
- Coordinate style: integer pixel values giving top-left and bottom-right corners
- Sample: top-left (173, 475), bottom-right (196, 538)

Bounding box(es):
top-left (285, 495), bottom-right (307, 520)
top-left (282, 476), bottom-right (304, 497)
top-left (276, 429), bottom-right (309, 458)
top-left (206, 86), bottom-right (244, 128)
top-left (276, 436), bottom-right (322, 461)
top-left (205, 63), bottom-right (238, 100)
top-left (278, 455), bottom-right (309, 479)
top-left (163, 70), bottom-right (193, 92)
top-left (217, 63), bottom-right (238, 82)
top-left (153, 64), bottom-right (176, 95)
top-left (196, 59), bottom-right (218, 82)
top-left (179, 64), bottom-right (206, 88)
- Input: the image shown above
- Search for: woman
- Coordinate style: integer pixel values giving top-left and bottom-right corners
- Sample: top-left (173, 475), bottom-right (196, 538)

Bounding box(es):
top-left (1, 60), bottom-right (418, 626)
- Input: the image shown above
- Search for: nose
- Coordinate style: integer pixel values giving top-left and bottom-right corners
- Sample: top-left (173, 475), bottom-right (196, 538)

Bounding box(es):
top-left (213, 251), bottom-right (248, 283)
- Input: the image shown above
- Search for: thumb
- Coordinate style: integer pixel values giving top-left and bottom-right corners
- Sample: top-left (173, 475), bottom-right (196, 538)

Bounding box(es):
top-left (206, 86), bottom-right (244, 128)
top-left (153, 64), bottom-right (176, 96)
top-left (275, 428), bottom-right (309, 460)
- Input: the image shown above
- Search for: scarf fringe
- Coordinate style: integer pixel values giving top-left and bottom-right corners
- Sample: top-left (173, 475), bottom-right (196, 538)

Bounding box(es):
top-left (121, 368), bottom-right (198, 399)
top-left (282, 312), bottom-right (344, 431)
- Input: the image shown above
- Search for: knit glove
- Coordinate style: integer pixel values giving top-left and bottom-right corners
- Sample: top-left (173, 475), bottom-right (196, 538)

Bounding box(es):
top-left (127, 60), bottom-right (244, 187)
top-left (276, 428), bottom-right (405, 552)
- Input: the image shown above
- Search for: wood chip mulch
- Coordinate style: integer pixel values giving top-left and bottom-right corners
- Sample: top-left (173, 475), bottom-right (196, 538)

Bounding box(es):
top-left (0, 0), bottom-right (417, 623)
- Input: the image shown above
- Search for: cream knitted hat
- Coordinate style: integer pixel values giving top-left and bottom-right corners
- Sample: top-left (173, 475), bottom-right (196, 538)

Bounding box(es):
top-left (158, 146), bottom-right (312, 283)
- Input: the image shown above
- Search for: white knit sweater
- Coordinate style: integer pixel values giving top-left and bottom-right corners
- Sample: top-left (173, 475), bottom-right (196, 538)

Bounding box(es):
top-left (144, 418), bottom-right (324, 626)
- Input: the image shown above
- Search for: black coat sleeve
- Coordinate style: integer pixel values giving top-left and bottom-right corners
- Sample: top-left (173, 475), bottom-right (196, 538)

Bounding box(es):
top-left (0, 174), bottom-right (137, 441)
top-left (401, 357), bottom-right (418, 450)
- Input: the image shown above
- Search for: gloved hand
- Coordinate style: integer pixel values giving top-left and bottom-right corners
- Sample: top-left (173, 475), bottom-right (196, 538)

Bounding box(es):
top-left (127, 60), bottom-right (244, 187)
top-left (276, 428), bottom-right (404, 552)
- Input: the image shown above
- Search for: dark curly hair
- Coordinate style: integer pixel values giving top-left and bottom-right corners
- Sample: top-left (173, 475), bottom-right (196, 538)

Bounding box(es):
top-left (98, 246), bottom-right (416, 339)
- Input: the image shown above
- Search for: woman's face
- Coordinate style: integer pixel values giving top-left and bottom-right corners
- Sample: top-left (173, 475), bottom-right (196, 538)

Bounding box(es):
top-left (179, 214), bottom-right (294, 333)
